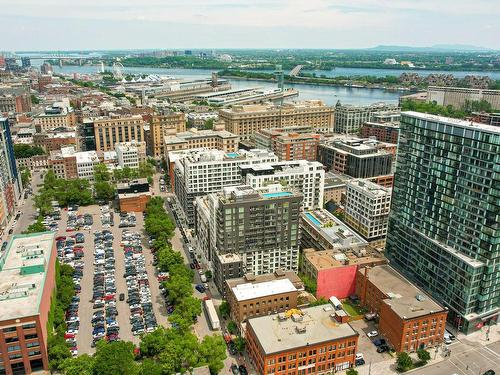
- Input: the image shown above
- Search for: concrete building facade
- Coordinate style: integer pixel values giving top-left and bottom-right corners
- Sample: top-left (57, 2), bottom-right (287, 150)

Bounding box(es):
top-left (164, 128), bottom-right (239, 155)
top-left (344, 179), bottom-right (392, 242)
top-left (241, 160), bottom-right (325, 210)
top-left (219, 100), bottom-right (334, 140)
top-left (149, 112), bottom-right (186, 157)
top-left (427, 86), bottom-right (500, 109)
top-left (334, 103), bottom-right (398, 134)
top-left (93, 115), bottom-right (145, 152)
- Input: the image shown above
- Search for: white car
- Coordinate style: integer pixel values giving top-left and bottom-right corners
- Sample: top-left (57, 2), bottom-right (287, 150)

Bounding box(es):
top-left (355, 353), bottom-right (364, 360)
top-left (367, 331), bottom-right (379, 338)
top-left (71, 349), bottom-right (78, 357)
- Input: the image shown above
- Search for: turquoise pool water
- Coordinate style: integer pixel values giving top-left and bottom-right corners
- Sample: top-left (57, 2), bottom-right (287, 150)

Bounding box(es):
top-left (225, 152), bottom-right (240, 158)
top-left (262, 192), bottom-right (293, 198)
top-left (305, 212), bottom-right (321, 226)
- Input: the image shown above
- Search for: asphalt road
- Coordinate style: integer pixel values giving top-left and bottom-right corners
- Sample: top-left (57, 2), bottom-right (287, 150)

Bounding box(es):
top-left (411, 340), bottom-right (500, 375)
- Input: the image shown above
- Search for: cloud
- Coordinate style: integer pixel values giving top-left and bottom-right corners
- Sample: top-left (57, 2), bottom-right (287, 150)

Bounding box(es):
top-left (1, 0), bottom-right (499, 49)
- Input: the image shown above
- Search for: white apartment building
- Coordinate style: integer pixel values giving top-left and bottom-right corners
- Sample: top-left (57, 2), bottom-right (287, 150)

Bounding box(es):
top-left (172, 148), bottom-right (278, 225)
top-left (344, 179), bottom-right (392, 241)
top-left (75, 151), bottom-right (100, 182)
top-left (116, 142), bottom-right (140, 169)
top-left (241, 160), bottom-right (325, 210)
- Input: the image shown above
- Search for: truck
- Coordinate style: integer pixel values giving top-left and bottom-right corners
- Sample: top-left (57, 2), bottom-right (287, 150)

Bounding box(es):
top-left (204, 299), bottom-right (220, 330)
top-left (200, 274), bottom-right (207, 283)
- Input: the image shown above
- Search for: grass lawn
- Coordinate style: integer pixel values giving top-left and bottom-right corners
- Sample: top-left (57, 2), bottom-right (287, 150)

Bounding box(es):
top-left (342, 301), bottom-right (365, 317)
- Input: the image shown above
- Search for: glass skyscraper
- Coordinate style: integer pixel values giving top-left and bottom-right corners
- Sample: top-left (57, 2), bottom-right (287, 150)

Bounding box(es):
top-left (386, 111), bottom-right (499, 334)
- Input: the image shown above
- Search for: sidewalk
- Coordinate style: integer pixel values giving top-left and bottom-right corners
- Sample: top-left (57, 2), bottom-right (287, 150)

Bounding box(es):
top-left (458, 323), bottom-right (500, 345)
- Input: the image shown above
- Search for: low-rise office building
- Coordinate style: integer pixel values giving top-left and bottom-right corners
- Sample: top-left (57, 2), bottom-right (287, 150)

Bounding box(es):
top-left (164, 128), bottom-right (239, 155)
top-left (0, 232), bottom-right (56, 374)
top-left (186, 112), bottom-right (219, 127)
top-left (300, 209), bottom-right (368, 252)
top-left (344, 179), bottom-right (392, 243)
top-left (301, 248), bottom-right (386, 300)
top-left (34, 104), bottom-right (76, 133)
top-left (246, 305), bottom-right (359, 375)
top-left (361, 121), bottom-right (400, 144)
top-left (226, 271), bottom-right (303, 323)
top-left (115, 141), bottom-right (147, 169)
top-left (427, 86), bottom-right (500, 109)
top-left (92, 115), bottom-right (145, 152)
top-left (334, 102), bottom-right (398, 134)
top-left (117, 179), bottom-right (151, 212)
top-left (241, 160), bottom-right (325, 210)
top-left (317, 136), bottom-right (394, 178)
top-left (355, 265), bottom-right (448, 352)
top-left (323, 172), bottom-right (352, 205)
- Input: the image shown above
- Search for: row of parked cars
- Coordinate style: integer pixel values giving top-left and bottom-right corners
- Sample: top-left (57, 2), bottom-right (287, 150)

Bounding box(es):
top-left (91, 226), bottom-right (121, 347)
top-left (122, 230), bottom-right (158, 335)
top-left (66, 210), bottom-right (93, 232)
top-left (119, 213), bottom-right (137, 228)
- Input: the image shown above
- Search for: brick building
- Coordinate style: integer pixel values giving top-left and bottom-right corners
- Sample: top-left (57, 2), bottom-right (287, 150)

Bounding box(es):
top-left (360, 121), bottom-right (400, 144)
top-left (226, 270), bottom-right (303, 323)
top-left (355, 265), bottom-right (448, 352)
top-left (149, 112), bottom-right (186, 157)
top-left (254, 128), bottom-right (321, 161)
top-left (246, 305), bottom-right (359, 375)
top-left (0, 232), bottom-right (56, 374)
top-left (301, 248), bottom-right (386, 300)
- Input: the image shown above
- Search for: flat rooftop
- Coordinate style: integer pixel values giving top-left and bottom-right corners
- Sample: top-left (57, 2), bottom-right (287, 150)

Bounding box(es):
top-left (303, 248), bottom-right (385, 271)
top-left (232, 278), bottom-right (297, 302)
top-left (302, 209), bottom-right (368, 249)
top-left (347, 179), bottom-right (392, 198)
top-left (248, 305), bottom-right (358, 355)
top-left (361, 265), bottom-right (447, 320)
top-left (0, 232), bottom-right (55, 321)
top-left (402, 111), bottom-right (500, 134)
top-left (227, 270), bottom-right (304, 291)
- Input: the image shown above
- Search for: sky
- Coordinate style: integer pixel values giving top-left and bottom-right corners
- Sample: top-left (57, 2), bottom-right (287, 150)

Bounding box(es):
top-left (1, 0), bottom-right (499, 51)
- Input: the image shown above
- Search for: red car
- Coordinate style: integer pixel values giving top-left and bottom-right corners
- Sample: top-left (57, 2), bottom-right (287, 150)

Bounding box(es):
top-left (64, 333), bottom-right (75, 339)
top-left (56, 236), bottom-right (66, 241)
top-left (195, 263), bottom-right (201, 270)
top-left (104, 294), bottom-right (115, 301)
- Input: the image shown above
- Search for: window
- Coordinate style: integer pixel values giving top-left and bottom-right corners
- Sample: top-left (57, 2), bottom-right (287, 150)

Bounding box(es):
top-left (25, 334), bottom-right (37, 340)
top-left (22, 323), bottom-right (36, 330)
top-left (8, 345), bottom-right (21, 352)
top-left (3, 327), bottom-right (17, 333)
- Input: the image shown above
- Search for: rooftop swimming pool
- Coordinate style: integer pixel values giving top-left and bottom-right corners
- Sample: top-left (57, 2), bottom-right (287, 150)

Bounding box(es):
top-left (225, 152), bottom-right (240, 158)
top-left (262, 192), bottom-right (293, 198)
top-left (305, 212), bottom-right (322, 226)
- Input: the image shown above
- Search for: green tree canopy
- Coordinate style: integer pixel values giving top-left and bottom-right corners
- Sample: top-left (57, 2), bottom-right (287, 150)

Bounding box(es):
top-left (61, 354), bottom-right (95, 375)
top-left (13, 144), bottom-right (45, 159)
top-left (93, 341), bottom-right (138, 375)
top-left (417, 349), bottom-right (431, 363)
top-left (396, 352), bottom-right (414, 372)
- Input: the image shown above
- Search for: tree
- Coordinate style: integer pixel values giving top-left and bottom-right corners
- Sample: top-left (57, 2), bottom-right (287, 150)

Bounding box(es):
top-left (48, 341), bottom-right (72, 371)
top-left (218, 301), bottom-right (230, 319)
top-left (139, 359), bottom-right (163, 375)
top-left (346, 369), bottom-right (359, 375)
top-left (93, 340), bottom-right (138, 375)
top-left (164, 274), bottom-right (193, 304)
top-left (309, 297), bottom-right (329, 307)
top-left (13, 144), bottom-right (45, 159)
top-left (204, 270), bottom-right (213, 280)
top-left (233, 336), bottom-right (246, 353)
top-left (203, 118), bottom-right (214, 130)
top-left (157, 246), bottom-right (183, 272)
top-left (61, 354), bottom-right (94, 375)
top-left (300, 274), bottom-right (317, 295)
top-left (94, 163), bottom-right (111, 182)
top-left (138, 161), bottom-right (155, 179)
top-left (227, 320), bottom-right (238, 335)
top-left (94, 181), bottom-right (116, 201)
top-left (170, 296), bottom-right (202, 329)
top-left (198, 335), bottom-right (228, 374)
top-left (396, 352), bottom-right (414, 372)
top-left (23, 218), bottom-right (47, 234)
top-left (139, 327), bottom-right (170, 358)
top-left (21, 167), bottom-right (31, 187)
top-left (417, 349), bottom-right (431, 363)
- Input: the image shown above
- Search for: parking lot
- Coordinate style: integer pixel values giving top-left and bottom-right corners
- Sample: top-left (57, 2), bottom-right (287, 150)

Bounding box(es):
top-left (52, 202), bottom-right (170, 355)
top-left (349, 319), bottom-right (394, 368)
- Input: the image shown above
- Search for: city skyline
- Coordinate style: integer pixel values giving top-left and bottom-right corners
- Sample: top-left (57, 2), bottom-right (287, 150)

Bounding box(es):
top-left (2, 0), bottom-right (500, 50)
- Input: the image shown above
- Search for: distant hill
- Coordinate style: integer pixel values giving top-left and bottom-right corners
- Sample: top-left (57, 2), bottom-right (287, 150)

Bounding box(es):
top-left (371, 44), bottom-right (496, 52)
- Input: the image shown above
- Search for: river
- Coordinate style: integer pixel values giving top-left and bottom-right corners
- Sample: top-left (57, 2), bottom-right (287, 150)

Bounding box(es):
top-left (50, 65), bottom-right (403, 106)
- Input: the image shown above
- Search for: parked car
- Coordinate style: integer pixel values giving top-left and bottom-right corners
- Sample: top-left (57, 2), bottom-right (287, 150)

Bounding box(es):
top-left (367, 330), bottom-right (379, 338)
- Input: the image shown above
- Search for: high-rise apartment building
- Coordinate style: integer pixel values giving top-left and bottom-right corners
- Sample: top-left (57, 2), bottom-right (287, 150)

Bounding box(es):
top-left (0, 232), bottom-right (57, 375)
top-left (149, 113), bottom-right (186, 157)
top-left (172, 149), bottom-right (277, 225)
top-left (219, 100), bottom-right (334, 140)
top-left (92, 115), bottom-right (145, 152)
top-left (241, 160), bottom-right (325, 210)
top-left (386, 111), bottom-right (499, 333)
top-left (344, 179), bottom-right (392, 243)
top-left (195, 185), bottom-right (302, 292)
top-left (317, 137), bottom-right (394, 178)
top-left (0, 117), bottom-right (20, 231)
top-left (334, 103), bottom-right (398, 134)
